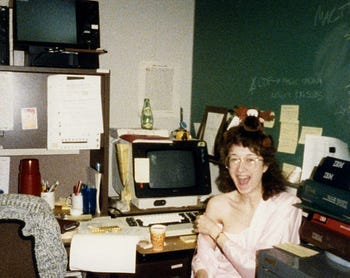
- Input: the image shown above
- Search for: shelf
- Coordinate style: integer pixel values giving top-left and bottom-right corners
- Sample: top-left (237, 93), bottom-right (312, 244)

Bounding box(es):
top-left (64, 48), bottom-right (107, 54)
top-left (0, 149), bottom-right (80, 156)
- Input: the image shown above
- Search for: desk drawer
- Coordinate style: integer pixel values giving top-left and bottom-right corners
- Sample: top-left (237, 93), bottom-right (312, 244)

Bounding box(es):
top-left (136, 255), bottom-right (191, 278)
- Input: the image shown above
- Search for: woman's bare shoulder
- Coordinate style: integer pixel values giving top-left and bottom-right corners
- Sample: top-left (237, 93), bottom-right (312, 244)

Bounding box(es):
top-left (206, 192), bottom-right (234, 211)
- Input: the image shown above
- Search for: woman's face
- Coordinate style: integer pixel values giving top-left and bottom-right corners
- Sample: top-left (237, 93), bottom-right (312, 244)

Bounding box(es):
top-left (226, 144), bottom-right (268, 196)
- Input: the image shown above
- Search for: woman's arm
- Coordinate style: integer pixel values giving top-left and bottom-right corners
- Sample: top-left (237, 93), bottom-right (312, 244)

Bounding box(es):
top-left (214, 195), bottom-right (303, 277)
top-left (194, 193), bottom-right (303, 277)
top-left (192, 197), bottom-right (224, 277)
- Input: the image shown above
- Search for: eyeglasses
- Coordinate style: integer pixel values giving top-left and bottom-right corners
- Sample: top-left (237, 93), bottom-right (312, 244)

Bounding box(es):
top-left (226, 155), bottom-right (264, 169)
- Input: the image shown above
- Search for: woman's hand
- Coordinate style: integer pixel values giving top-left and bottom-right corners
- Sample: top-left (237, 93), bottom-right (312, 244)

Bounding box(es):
top-left (194, 214), bottom-right (221, 239)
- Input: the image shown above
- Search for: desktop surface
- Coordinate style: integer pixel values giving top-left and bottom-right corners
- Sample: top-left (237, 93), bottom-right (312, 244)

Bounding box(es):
top-left (59, 204), bottom-right (199, 278)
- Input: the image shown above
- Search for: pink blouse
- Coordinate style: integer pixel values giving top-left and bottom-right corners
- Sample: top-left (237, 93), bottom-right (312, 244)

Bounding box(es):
top-left (191, 192), bottom-right (302, 278)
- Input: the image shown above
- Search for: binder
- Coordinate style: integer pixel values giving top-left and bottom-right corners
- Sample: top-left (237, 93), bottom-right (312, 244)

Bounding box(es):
top-left (298, 179), bottom-right (350, 222)
top-left (317, 156), bottom-right (350, 172)
top-left (312, 165), bottom-right (350, 190)
top-left (300, 218), bottom-right (350, 262)
top-left (311, 212), bottom-right (350, 237)
top-left (312, 156), bottom-right (350, 190)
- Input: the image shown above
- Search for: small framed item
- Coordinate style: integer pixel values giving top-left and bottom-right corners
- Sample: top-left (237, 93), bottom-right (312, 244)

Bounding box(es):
top-left (197, 106), bottom-right (229, 163)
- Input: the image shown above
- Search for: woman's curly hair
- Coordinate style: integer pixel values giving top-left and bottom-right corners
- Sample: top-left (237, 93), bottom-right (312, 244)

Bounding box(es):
top-left (216, 115), bottom-right (288, 200)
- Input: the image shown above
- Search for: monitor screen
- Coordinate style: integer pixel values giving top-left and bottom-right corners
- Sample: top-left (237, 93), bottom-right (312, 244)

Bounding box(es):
top-left (132, 140), bottom-right (211, 199)
top-left (13, 0), bottom-right (101, 51)
top-left (14, 0), bottom-right (77, 49)
top-left (148, 150), bottom-right (196, 189)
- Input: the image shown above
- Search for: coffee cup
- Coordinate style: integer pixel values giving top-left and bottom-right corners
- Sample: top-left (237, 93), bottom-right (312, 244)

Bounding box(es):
top-left (150, 224), bottom-right (166, 251)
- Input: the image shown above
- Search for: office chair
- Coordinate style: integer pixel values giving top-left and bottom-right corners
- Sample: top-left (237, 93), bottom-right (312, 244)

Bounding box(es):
top-left (0, 193), bottom-right (68, 277)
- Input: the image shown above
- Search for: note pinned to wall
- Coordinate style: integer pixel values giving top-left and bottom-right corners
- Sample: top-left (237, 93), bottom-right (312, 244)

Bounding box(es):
top-left (21, 107), bottom-right (38, 130)
top-left (138, 62), bottom-right (179, 118)
top-left (280, 105), bottom-right (299, 122)
top-left (277, 105), bottom-right (299, 154)
top-left (0, 73), bottom-right (14, 131)
top-left (298, 126), bottom-right (323, 144)
top-left (47, 75), bottom-right (103, 150)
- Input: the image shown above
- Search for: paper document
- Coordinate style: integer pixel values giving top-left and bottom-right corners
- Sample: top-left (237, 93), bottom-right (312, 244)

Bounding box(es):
top-left (298, 126), bottom-right (323, 144)
top-left (301, 135), bottom-right (350, 181)
top-left (47, 75), bottom-right (103, 150)
top-left (203, 112), bottom-right (226, 156)
top-left (138, 62), bottom-right (178, 118)
top-left (0, 157), bottom-right (10, 193)
top-left (69, 233), bottom-right (139, 273)
top-left (274, 243), bottom-right (319, 258)
top-left (277, 105), bottom-right (299, 154)
top-left (0, 73), bottom-right (14, 130)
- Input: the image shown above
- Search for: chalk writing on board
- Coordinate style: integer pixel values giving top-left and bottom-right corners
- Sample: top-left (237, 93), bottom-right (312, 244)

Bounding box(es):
top-left (314, 3), bottom-right (350, 27)
top-left (248, 76), bottom-right (325, 101)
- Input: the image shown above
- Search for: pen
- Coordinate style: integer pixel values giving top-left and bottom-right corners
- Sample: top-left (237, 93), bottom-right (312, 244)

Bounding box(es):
top-left (41, 180), bottom-right (50, 192)
top-left (74, 180), bottom-right (82, 195)
top-left (49, 180), bottom-right (59, 192)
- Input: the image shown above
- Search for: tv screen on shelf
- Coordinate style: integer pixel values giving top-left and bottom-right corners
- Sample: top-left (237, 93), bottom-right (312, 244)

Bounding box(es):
top-left (13, 0), bottom-right (100, 50)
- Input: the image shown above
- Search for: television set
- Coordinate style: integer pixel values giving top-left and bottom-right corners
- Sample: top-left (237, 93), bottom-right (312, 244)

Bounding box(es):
top-left (13, 0), bottom-right (100, 51)
top-left (109, 138), bottom-right (212, 210)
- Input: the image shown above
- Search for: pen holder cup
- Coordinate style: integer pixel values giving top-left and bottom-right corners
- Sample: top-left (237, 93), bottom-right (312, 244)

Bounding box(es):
top-left (83, 188), bottom-right (97, 215)
top-left (70, 193), bottom-right (83, 216)
top-left (40, 191), bottom-right (55, 209)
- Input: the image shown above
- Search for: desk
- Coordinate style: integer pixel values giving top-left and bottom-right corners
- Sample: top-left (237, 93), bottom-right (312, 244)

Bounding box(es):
top-left (63, 233), bottom-right (196, 278)
top-left (58, 205), bottom-right (201, 278)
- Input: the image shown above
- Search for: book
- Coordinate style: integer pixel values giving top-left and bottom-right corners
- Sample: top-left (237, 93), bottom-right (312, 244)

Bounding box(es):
top-left (311, 212), bottom-right (350, 237)
top-left (110, 128), bottom-right (170, 138)
top-left (312, 165), bottom-right (350, 190)
top-left (317, 156), bottom-right (350, 172)
top-left (300, 217), bottom-right (350, 262)
top-left (298, 179), bottom-right (350, 222)
top-left (312, 157), bottom-right (350, 190)
top-left (296, 202), bottom-right (350, 224)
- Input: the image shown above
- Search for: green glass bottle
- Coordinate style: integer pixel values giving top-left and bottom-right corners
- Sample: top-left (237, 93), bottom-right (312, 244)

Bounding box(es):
top-left (141, 98), bottom-right (153, 129)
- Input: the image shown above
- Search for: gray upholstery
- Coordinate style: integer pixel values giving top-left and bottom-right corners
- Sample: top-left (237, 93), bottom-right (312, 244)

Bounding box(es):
top-left (0, 194), bottom-right (67, 277)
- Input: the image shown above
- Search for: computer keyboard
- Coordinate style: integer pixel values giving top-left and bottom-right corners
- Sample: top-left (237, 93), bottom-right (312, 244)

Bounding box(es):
top-left (118, 210), bottom-right (201, 237)
top-left (126, 211), bottom-right (199, 226)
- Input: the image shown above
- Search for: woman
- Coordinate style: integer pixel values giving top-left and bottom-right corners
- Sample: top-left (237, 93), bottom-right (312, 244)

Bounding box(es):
top-left (192, 109), bottom-right (302, 278)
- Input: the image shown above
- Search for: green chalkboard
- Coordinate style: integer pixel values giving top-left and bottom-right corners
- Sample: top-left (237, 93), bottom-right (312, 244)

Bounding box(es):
top-left (191, 0), bottom-right (350, 167)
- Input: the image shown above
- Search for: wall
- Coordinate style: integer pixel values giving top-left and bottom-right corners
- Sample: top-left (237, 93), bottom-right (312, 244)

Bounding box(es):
top-left (1, 0), bottom-right (197, 196)
top-left (98, 0), bottom-right (195, 131)
top-left (0, 0), bottom-right (195, 131)
top-left (191, 0), bottom-right (350, 169)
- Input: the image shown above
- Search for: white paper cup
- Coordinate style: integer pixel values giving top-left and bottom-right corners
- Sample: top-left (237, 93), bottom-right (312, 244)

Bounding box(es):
top-left (41, 191), bottom-right (55, 209)
top-left (150, 224), bottom-right (166, 251)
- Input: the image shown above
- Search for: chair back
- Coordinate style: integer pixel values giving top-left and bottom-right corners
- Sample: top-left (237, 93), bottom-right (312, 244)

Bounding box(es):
top-left (0, 194), bottom-right (67, 277)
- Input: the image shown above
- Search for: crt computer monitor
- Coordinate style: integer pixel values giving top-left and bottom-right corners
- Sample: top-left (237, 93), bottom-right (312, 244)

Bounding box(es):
top-left (13, 0), bottom-right (100, 50)
top-left (110, 139), bottom-right (212, 210)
